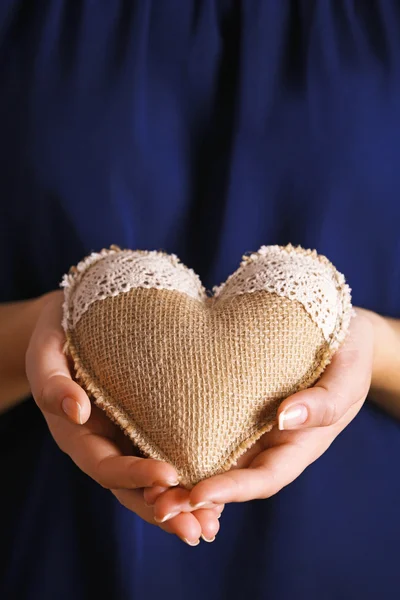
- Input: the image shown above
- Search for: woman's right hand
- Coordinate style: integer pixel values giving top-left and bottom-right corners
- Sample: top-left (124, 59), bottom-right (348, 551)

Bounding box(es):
top-left (25, 290), bottom-right (222, 545)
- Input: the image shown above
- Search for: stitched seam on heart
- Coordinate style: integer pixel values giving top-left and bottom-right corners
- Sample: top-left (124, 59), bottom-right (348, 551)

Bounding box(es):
top-left (64, 322), bottom-right (336, 489)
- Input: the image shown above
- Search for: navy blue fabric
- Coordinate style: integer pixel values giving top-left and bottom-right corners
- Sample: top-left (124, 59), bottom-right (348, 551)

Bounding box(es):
top-left (1, 1), bottom-right (400, 598)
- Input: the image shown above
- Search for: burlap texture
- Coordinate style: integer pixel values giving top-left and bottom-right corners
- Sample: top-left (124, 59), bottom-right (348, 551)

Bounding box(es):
top-left (66, 288), bottom-right (329, 488)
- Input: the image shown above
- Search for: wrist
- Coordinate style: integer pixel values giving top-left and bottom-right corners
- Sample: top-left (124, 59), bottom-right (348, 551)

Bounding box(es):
top-left (0, 290), bottom-right (62, 412)
top-left (357, 307), bottom-right (400, 416)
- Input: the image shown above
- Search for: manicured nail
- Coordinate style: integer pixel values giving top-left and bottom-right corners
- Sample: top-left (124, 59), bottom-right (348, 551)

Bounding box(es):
top-left (152, 479), bottom-right (179, 488)
top-left (181, 538), bottom-right (200, 547)
top-left (278, 404), bottom-right (308, 430)
top-left (62, 397), bottom-right (82, 424)
top-left (165, 479), bottom-right (180, 487)
top-left (190, 501), bottom-right (210, 510)
top-left (154, 511), bottom-right (180, 523)
top-left (201, 534), bottom-right (216, 543)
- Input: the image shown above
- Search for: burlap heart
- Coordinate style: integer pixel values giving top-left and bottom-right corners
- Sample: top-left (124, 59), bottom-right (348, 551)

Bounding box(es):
top-left (61, 244), bottom-right (352, 488)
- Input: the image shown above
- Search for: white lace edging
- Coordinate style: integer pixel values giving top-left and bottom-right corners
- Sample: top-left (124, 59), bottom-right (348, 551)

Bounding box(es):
top-left (61, 244), bottom-right (353, 347)
top-left (214, 244), bottom-right (353, 346)
top-left (61, 246), bottom-right (207, 330)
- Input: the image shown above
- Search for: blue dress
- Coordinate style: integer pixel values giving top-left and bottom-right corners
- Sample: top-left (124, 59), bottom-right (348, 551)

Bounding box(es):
top-left (1, 2), bottom-right (400, 599)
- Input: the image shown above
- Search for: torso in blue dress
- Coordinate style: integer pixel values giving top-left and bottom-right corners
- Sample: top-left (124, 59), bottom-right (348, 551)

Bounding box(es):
top-left (1, 2), bottom-right (400, 599)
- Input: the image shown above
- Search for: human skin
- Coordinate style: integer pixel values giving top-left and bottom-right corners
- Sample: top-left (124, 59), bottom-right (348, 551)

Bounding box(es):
top-left (150, 306), bottom-right (400, 525)
top-left (1, 291), bottom-right (399, 544)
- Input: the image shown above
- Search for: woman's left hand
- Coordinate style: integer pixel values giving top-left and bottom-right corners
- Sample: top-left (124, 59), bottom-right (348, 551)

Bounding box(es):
top-left (148, 309), bottom-right (374, 523)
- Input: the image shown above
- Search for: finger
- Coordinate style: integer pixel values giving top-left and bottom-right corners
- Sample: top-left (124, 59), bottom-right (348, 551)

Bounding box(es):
top-left (193, 509), bottom-right (221, 543)
top-left (153, 486), bottom-right (223, 522)
top-left (113, 489), bottom-right (175, 533)
top-left (153, 487), bottom-right (193, 522)
top-left (277, 311), bottom-right (373, 430)
top-left (143, 485), bottom-right (168, 506)
top-left (42, 375), bottom-right (91, 425)
top-left (115, 490), bottom-right (202, 546)
top-left (26, 294), bottom-right (91, 424)
top-left (162, 512), bottom-right (202, 546)
top-left (189, 443), bottom-right (317, 505)
top-left (65, 427), bottom-right (179, 489)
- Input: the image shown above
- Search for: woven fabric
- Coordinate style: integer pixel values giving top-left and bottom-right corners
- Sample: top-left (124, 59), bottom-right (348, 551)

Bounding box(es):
top-left (62, 245), bottom-right (352, 488)
top-left (62, 244), bottom-right (349, 342)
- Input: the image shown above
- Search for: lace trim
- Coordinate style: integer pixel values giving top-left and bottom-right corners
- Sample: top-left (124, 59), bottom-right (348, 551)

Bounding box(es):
top-left (61, 246), bottom-right (206, 330)
top-left (61, 244), bottom-right (352, 346)
top-left (214, 245), bottom-right (352, 346)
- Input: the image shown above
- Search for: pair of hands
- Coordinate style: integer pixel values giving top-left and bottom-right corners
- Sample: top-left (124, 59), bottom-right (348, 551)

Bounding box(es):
top-left (26, 291), bottom-right (374, 546)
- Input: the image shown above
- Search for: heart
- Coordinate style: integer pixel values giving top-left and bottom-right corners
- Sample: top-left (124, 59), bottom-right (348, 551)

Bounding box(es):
top-left (61, 244), bottom-right (352, 488)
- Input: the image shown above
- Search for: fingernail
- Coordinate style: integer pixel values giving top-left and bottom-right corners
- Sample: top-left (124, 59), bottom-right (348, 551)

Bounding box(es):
top-left (201, 534), bottom-right (216, 543)
top-left (154, 511), bottom-right (180, 523)
top-left (189, 501), bottom-right (210, 510)
top-left (181, 538), bottom-right (200, 547)
top-left (62, 397), bottom-right (82, 424)
top-left (144, 500), bottom-right (154, 508)
top-left (152, 479), bottom-right (179, 488)
top-left (278, 404), bottom-right (308, 430)
top-left (166, 480), bottom-right (180, 487)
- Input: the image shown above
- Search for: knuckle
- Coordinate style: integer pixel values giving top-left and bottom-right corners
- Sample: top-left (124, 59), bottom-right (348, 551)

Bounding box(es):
top-left (95, 456), bottom-right (115, 490)
top-left (225, 472), bottom-right (244, 496)
top-left (42, 330), bottom-right (66, 354)
top-left (320, 396), bottom-right (340, 427)
top-left (337, 345), bottom-right (360, 368)
top-left (33, 385), bottom-right (46, 410)
top-left (36, 380), bottom-right (54, 411)
top-left (256, 467), bottom-right (280, 499)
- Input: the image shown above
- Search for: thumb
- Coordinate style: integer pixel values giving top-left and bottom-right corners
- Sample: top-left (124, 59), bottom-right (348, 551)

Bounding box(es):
top-left (277, 311), bottom-right (373, 430)
top-left (26, 291), bottom-right (91, 424)
top-left (40, 374), bottom-right (91, 425)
